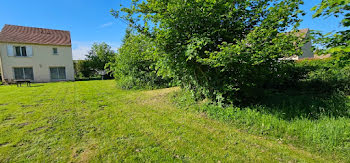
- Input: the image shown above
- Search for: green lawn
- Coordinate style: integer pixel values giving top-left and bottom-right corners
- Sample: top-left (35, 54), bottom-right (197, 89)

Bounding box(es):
top-left (0, 80), bottom-right (338, 162)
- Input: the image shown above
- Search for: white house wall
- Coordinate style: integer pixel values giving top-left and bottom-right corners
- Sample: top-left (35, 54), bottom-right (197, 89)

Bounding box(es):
top-left (0, 43), bottom-right (75, 83)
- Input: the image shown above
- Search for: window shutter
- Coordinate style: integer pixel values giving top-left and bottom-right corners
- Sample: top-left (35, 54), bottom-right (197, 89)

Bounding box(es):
top-left (26, 46), bottom-right (33, 57)
top-left (7, 45), bottom-right (14, 56)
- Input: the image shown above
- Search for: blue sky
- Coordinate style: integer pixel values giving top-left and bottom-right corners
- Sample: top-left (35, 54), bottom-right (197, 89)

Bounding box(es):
top-left (0, 0), bottom-right (345, 60)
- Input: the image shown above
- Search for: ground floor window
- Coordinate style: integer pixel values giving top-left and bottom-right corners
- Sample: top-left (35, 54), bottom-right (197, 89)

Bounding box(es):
top-left (14, 67), bottom-right (34, 80)
top-left (50, 67), bottom-right (66, 80)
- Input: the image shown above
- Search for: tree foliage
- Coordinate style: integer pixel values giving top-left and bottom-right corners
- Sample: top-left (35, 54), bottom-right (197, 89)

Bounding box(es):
top-left (84, 42), bottom-right (116, 78)
top-left (312, 0), bottom-right (350, 24)
top-left (296, 58), bottom-right (350, 94)
top-left (74, 60), bottom-right (94, 78)
top-left (107, 31), bottom-right (172, 89)
top-left (86, 42), bottom-right (116, 72)
top-left (312, 0), bottom-right (350, 66)
top-left (73, 42), bottom-right (116, 79)
top-left (113, 0), bottom-right (306, 104)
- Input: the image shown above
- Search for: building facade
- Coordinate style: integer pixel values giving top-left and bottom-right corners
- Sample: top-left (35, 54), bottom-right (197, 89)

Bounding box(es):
top-left (0, 25), bottom-right (75, 83)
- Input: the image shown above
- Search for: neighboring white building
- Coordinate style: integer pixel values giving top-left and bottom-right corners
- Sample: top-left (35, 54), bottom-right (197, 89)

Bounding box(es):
top-left (0, 25), bottom-right (75, 83)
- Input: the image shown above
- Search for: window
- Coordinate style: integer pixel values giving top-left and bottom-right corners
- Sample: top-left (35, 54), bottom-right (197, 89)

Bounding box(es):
top-left (21, 47), bottom-right (27, 56)
top-left (15, 47), bottom-right (20, 56)
top-left (50, 67), bottom-right (66, 80)
top-left (53, 48), bottom-right (58, 55)
top-left (14, 46), bottom-right (27, 56)
top-left (14, 68), bottom-right (34, 80)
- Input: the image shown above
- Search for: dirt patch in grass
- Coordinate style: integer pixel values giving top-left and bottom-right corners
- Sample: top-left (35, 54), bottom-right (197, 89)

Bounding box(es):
top-left (71, 141), bottom-right (98, 162)
top-left (140, 87), bottom-right (180, 105)
top-left (17, 122), bottom-right (30, 128)
top-left (25, 111), bottom-right (34, 114)
top-left (4, 115), bottom-right (15, 121)
top-left (12, 139), bottom-right (32, 147)
top-left (21, 104), bottom-right (41, 108)
top-left (28, 126), bottom-right (46, 132)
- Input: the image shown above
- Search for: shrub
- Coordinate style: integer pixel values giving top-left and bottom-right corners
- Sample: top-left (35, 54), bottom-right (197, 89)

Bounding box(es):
top-left (74, 60), bottom-right (95, 79)
top-left (296, 58), bottom-right (350, 94)
top-left (107, 33), bottom-right (173, 89)
top-left (114, 0), bottom-right (306, 104)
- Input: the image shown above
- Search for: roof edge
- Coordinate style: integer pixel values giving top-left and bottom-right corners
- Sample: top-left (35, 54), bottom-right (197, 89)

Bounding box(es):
top-left (3, 24), bottom-right (71, 33)
top-left (0, 41), bottom-right (72, 47)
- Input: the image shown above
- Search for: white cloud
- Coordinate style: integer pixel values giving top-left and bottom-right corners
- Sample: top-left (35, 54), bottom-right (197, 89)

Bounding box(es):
top-left (71, 41), bottom-right (121, 60)
top-left (99, 22), bottom-right (114, 28)
top-left (72, 46), bottom-right (90, 60)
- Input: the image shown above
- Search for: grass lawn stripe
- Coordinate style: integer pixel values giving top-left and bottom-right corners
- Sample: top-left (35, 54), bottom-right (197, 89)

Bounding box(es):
top-left (0, 80), bottom-right (337, 162)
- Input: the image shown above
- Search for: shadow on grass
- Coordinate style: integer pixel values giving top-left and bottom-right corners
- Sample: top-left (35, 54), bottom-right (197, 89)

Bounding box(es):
top-left (75, 77), bottom-right (103, 81)
top-left (237, 80), bottom-right (350, 120)
top-left (75, 76), bottom-right (114, 81)
top-left (253, 89), bottom-right (349, 120)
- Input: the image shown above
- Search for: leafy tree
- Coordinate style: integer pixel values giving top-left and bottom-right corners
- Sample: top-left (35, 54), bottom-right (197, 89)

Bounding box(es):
top-left (312, 0), bottom-right (349, 25)
top-left (312, 0), bottom-right (350, 66)
top-left (107, 31), bottom-right (172, 89)
top-left (86, 42), bottom-right (116, 77)
top-left (74, 60), bottom-right (94, 78)
top-left (113, 0), bottom-right (306, 104)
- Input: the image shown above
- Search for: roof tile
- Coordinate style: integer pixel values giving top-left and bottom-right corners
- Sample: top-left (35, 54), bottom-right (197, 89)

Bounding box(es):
top-left (0, 24), bottom-right (71, 46)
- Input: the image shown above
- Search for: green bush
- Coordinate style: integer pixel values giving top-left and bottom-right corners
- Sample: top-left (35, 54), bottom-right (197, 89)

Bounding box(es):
top-left (114, 0), bottom-right (306, 104)
top-left (171, 56), bottom-right (350, 156)
top-left (295, 58), bottom-right (350, 94)
top-left (107, 33), bottom-right (173, 89)
top-left (74, 60), bottom-right (95, 79)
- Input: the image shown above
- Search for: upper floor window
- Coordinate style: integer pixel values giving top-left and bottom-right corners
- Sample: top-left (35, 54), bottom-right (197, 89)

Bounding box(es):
top-left (15, 46), bottom-right (27, 56)
top-left (53, 48), bottom-right (58, 55)
top-left (7, 45), bottom-right (32, 57)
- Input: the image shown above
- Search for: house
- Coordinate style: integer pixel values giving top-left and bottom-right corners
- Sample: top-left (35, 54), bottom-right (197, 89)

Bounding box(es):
top-left (0, 25), bottom-right (75, 83)
top-left (314, 53), bottom-right (331, 59)
top-left (298, 28), bottom-right (314, 60)
top-left (295, 28), bottom-right (314, 60)
top-left (282, 28), bottom-right (314, 60)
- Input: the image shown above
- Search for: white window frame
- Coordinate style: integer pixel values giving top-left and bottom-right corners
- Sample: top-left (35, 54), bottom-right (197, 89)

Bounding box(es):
top-left (49, 67), bottom-right (66, 80)
top-left (14, 46), bottom-right (27, 57)
top-left (53, 48), bottom-right (58, 55)
top-left (13, 67), bottom-right (34, 80)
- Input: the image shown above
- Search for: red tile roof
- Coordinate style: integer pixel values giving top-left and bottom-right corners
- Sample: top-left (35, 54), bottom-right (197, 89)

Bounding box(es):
top-left (296, 28), bottom-right (309, 38)
top-left (0, 24), bottom-right (71, 46)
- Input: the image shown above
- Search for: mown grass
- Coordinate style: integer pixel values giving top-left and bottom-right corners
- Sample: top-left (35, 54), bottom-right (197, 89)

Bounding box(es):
top-left (0, 80), bottom-right (340, 162)
top-left (172, 89), bottom-right (350, 161)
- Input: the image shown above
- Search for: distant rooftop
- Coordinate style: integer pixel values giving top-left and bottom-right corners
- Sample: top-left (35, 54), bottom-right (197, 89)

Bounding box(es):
top-left (0, 24), bottom-right (71, 46)
top-left (296, 28), bottom-right (309, 38)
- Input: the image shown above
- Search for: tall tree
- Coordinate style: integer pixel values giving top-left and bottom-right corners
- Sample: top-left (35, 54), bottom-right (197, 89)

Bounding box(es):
top-left (113, 0), bottom-right (305, 103)
top-left (86, 42), bottom-right (116, 76)
top-left (74, 60), bottom-right (94, 78)
top-left (312, 0), bottom-right (350, 66)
